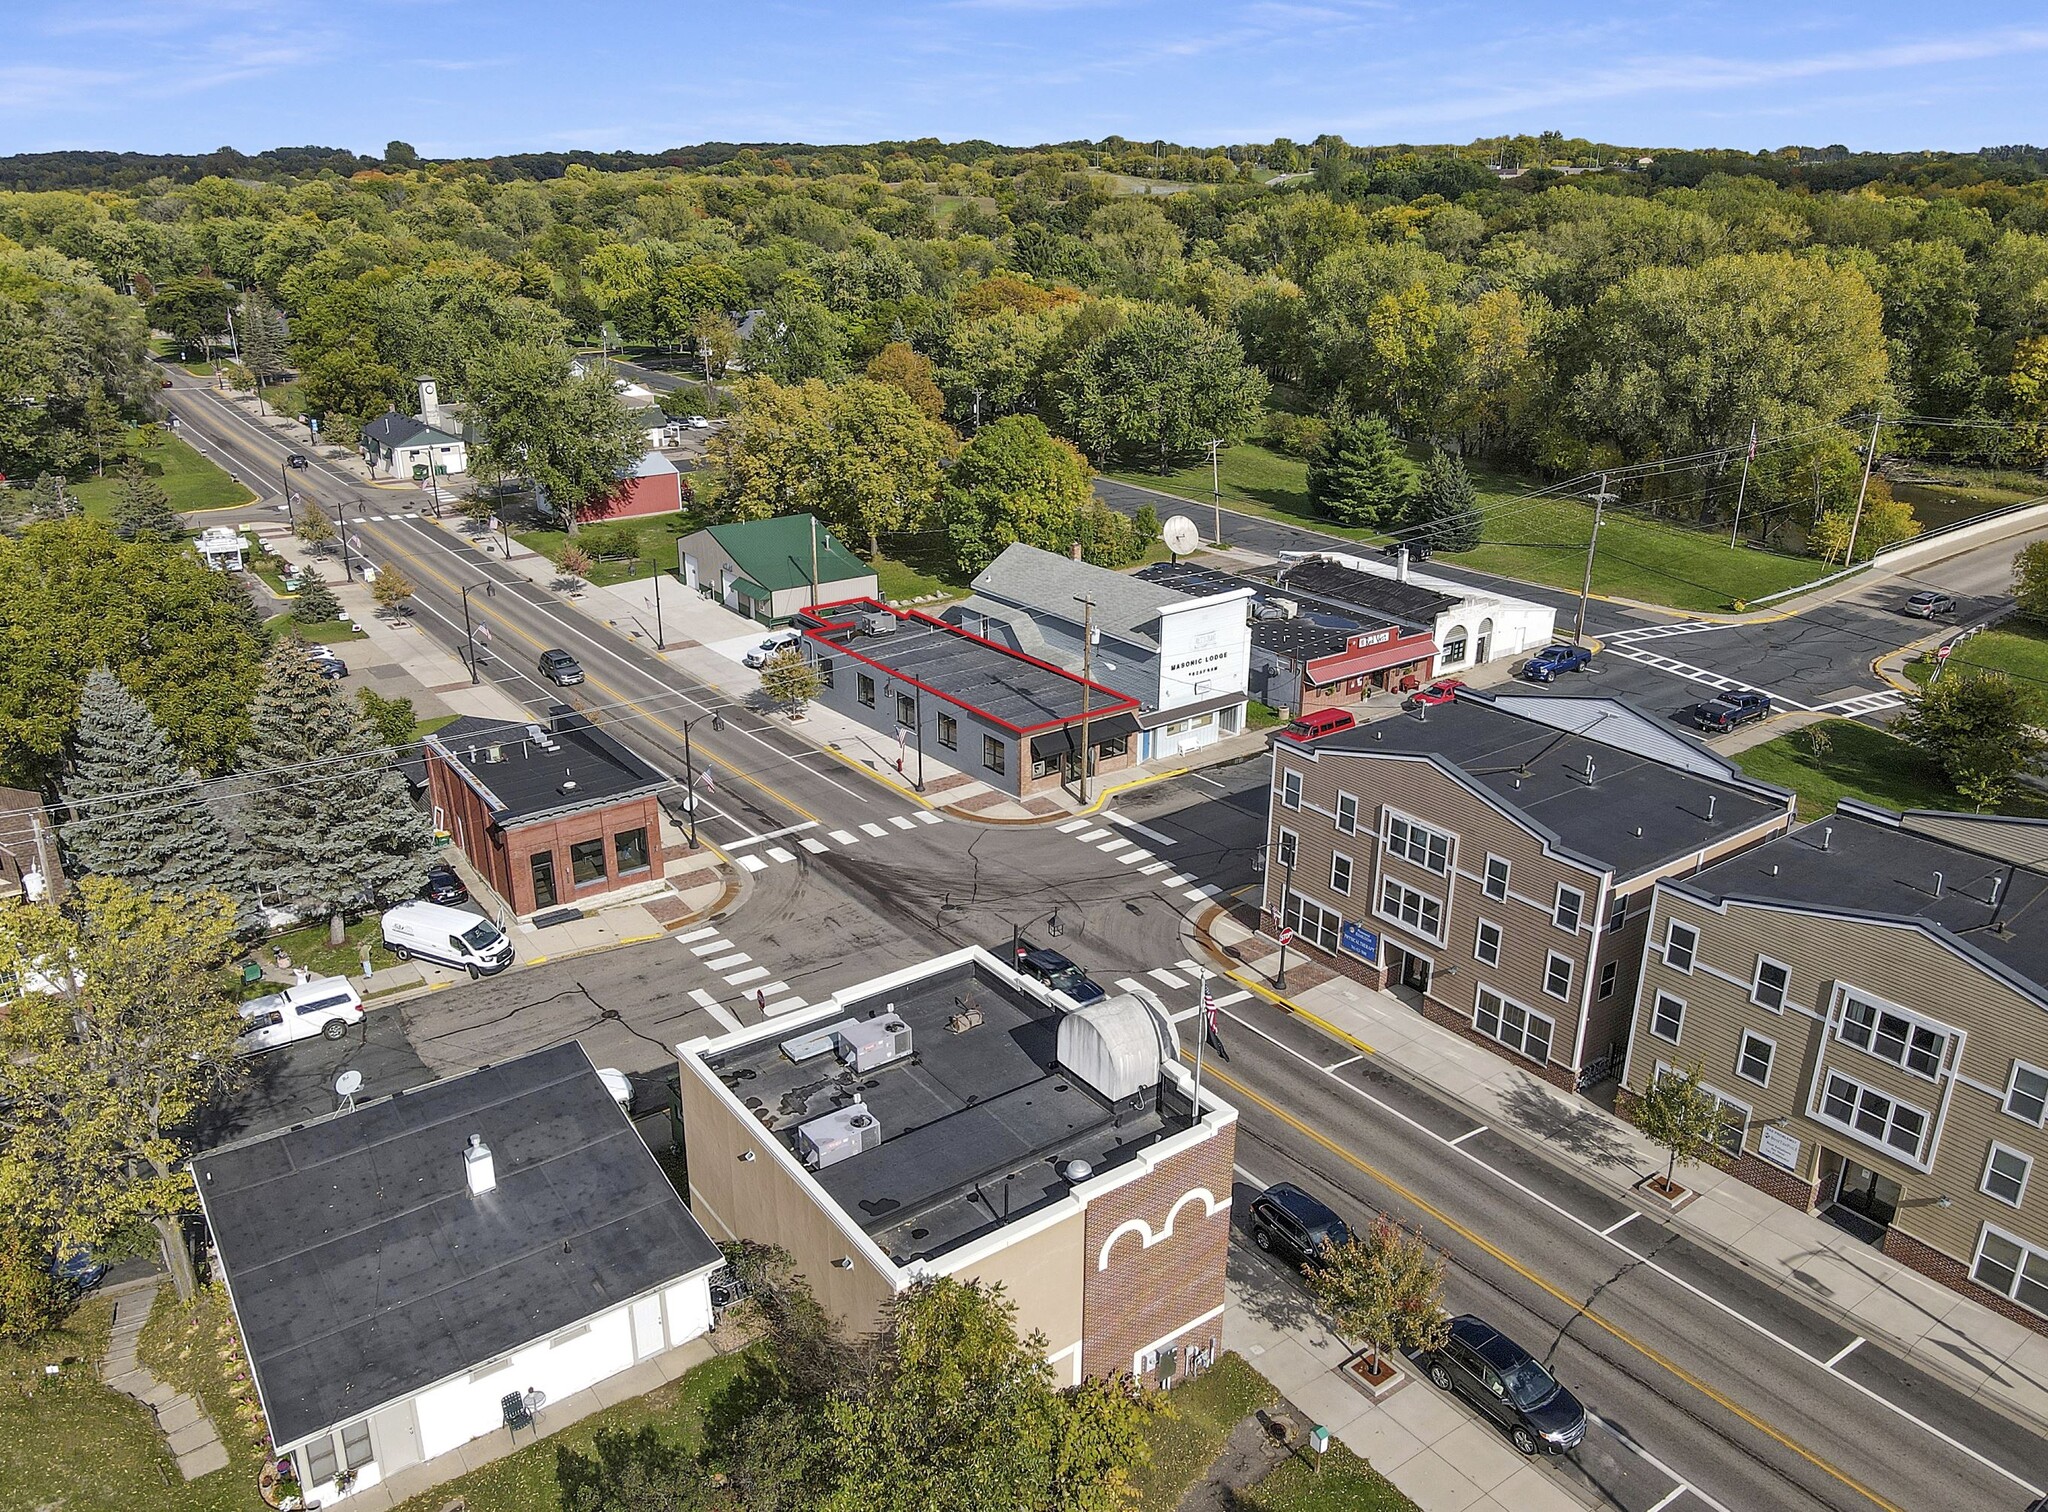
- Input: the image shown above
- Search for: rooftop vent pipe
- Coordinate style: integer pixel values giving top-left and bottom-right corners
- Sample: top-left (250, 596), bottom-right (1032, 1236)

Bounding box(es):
top-left (1933, 870), bottom-right (1944, 898)
top-left (1707, 795), bottom-right (1717, 820)
top-left (1823, 826), bottom-right (1833, 851)
top-left (464, 1133), bottom-right (496, 1196)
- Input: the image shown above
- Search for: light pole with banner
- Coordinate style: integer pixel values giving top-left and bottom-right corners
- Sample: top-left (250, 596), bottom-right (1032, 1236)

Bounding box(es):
top-left (459, 580), bottom-right (494, 684)
top-left (680, 711), bottom-right (724, 848)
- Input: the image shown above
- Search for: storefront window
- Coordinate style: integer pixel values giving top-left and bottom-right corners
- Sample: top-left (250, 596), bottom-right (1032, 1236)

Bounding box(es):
top-left (614, 827), bottom-right (650, 873)
top-left (570, 837), bottom-right (608, 885)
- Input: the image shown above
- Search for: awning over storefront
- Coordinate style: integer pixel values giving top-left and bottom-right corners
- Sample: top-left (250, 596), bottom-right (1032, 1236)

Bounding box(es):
top-left (1306, 637), bottom-right (1437, 687)
top-left (1135, 689), bottom-right (1247, 729)
top-left (1027, 711), bottom-right (1143, 763)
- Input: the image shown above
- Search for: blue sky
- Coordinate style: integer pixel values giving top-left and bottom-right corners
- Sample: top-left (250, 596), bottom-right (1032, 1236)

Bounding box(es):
top-left (4, 1), bottom-right (2044, 157)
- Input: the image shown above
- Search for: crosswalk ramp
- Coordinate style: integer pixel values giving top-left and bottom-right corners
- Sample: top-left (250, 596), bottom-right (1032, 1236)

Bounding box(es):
top-left (726, 811), bottom-right (942, 870)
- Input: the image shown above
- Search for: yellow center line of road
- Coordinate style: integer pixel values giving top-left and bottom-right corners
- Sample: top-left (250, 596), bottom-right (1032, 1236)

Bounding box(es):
top-left (270, 439), bottom-right (823, 830)
top-left (1192, 1056), bottom-right (1909, 1512)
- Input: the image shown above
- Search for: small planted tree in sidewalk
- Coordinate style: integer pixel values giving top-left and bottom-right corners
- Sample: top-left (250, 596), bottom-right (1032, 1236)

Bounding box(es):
top-left (371, 563), bottom-right (416, 614)
top-left (759, 647), bottom-right (823, 717)
top-left (293, 507), bottom-right (335, 551)
top-left (1634, 1064), bottom-right (1723, 1199)
top-left (1307, 1213), bottom-right (1450, 1387)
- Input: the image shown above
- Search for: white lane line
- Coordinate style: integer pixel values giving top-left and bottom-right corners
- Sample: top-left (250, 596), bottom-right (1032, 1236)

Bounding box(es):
top-left (701, 1000), bottom-right (744, 1035)
top-left (831, 829), bottom-right (858, 844)
top-left (1107, 809), bottom-right (1179, 847)
top-left (706, 952), bottom-right (750, 970)
top-left (914, 810), bottom-right (943, 825)
top-left (764, 996), bottom-right (807, 1017)
top-left (1117, 849), bottom-right (1153, 864)
top-left (1328, 1053), bottom-right (1364, 1071)
top-left (1644, 1488), bottom-right (1686, 1512)
top-left (766, 846), bottom-right (795, 863)
top-left (725, 965), bottom-right (769, 986)
top-left (1097, 837), bottom-right (1132, 853)
top-left (1076, 827), bottom-right (1111, 842)
top-left (860, 822), bottom-right (888, 838)
top-left (1057, 818), bottom-right (1093, 833)
top-left (724, 821), bottom-right (819, 851)
top-left (1190, 772), bottom-right (1229, 789)
top-left (1148, 968), bottom-right (1189, 989)
top-left (1139, 862), bottom-right (1170, 875)
top-left (888, 814), bottom-right (916, 830)
top-left (1210, 990), bottom-right (1251, 1009)
top-left (687, 988), bottom-right (720, 1009)
top-left (690, 940), bottom-right (735, 956)
top-left (1448, 1125), bottom-right (1488, 1146)
top-left (1590, 1413), bottom-right (1733, 1512)
top-left (1213, 1002), bottom-right (2040, 1495)
top-left (736, 855), bottom-right (767, 872)
top-left (1826, 1337), bottom-right (1864, 1369)
top-left (1602, 1212), bottom-right (1639, 1237)
top-left (799, 837), bottom-right (829, 854)
top-left (677, 926), bottom-right (719, 943)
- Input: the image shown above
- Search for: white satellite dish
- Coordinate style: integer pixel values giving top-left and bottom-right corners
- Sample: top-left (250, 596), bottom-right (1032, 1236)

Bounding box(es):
top-left (334, 1068), bottom-right (363, 1110)
top-left (1161, 514), bottom-right (1201, 559)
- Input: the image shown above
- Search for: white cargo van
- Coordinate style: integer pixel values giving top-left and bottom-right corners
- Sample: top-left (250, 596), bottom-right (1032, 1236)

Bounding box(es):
top-left (380, 900), bottom-right (515, 978)
top-left (236, 978), bottom-right (365, 1055)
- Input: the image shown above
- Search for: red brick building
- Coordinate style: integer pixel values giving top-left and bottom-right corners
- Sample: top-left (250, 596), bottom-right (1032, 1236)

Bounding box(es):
top-left (425, 708), bottom-right (668, 915)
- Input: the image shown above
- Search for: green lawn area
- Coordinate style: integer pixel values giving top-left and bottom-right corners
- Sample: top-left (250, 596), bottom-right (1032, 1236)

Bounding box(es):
top-left (1238, 1444), bottom-right (1422, 1511)
top-left (874, 546), bottom-right (967, 602)
top-left (1107, 440), bottom-right (1833, 614)
top-left (1248, 700), bottom-right (1287, 730)
top-left (67, 429), bottom-right (253, 519)
top-left (263, 612), bottom-right (366, 645)
top-left (1904, 618), bottom-right (2048, 696)
top-left (258, 912), bottom-right (402, 982)
top-left (387, 1349), bottom-right (755, 1512)
top-left (416, 713), bottom-right (460, 738)
top-left (515, 513), bottom-right (702, 587)
top-left (1734, 718), bottom-right (2048, 822)
top-left (140, 1286), bottom-right (269, 1511)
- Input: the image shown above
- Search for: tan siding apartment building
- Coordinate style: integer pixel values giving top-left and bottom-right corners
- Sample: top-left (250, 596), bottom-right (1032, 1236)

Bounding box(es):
top-left (1621, 803), bottom-right (2048, 1334)
top-left (1263, 693), bottom-right (1794, 1091)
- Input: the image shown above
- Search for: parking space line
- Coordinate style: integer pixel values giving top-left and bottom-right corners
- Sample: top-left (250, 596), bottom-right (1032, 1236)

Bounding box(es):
top-left (1328, 1053), bottom-right (1363, 1071)
top-left (1590, 1412), bottom-right (1733, 1512)
top-left (1645, 1488), bottom-right (1686, 1512)
top-left (1602, 1212), bottom-right (1639, 1237)
top-left (1449, 1125), bottom-right (1488, 1146)
top-left (1826, 1336), bottom-right (1864, 1369)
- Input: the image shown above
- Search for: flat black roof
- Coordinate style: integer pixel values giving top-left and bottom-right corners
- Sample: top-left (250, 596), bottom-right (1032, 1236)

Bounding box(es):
top-left (705, 960), bottom-right (1172, 1263)
top-left (1251, 617), bottom-right (1353, 661)
top-left (193, 1043), bottom-right (720, 1448)
top-left (1680, 810), bottom-right (2048, 993)
top-left (804, 602), bottom-right (1137, 735)
top-left (1261, 558), bottom-right (1458, 628)
top-left (427, 709), bottom-right (666, 824)
top-left (1290, 693), bottom-right (1788, 879)
top-left (1134, 560), bottom-right (1387, 659)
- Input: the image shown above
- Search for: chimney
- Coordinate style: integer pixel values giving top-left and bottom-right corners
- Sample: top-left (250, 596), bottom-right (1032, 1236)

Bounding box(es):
top-left (1395, 547), bottom-right (1410, 582)
top-left (1070, 541), bottom-right (1083, 561)
top-left (464, 1133), bottom-right (496, 1195)
top-left (417, 376), bottom-right (441, 427)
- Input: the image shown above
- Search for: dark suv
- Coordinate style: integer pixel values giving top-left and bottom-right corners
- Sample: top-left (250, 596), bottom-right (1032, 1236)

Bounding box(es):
top-left (1017, 947), bottom-right (1105, 1005)
top-left (1424, 1315), bottom-right (1586, 1456)
top-left (1247, 1182), bottom-right (1351, 1270)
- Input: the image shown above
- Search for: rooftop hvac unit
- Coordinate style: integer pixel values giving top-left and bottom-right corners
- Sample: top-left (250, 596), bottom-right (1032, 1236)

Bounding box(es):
top-left (858, 612), bottom-right (898, 637)
top-left (780, 1018), bottom-right (860, 1063)
top-left (798, 1101), bottom-right (882, 1169)
top-left (839, 1015), bottom-right (913, 1072)
top-left (1267, 597), bottom-right (1299, 620)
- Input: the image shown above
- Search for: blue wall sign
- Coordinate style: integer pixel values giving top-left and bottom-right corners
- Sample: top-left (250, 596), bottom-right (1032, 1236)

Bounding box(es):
top-left (1341, 922), bottom-right (1379, 964)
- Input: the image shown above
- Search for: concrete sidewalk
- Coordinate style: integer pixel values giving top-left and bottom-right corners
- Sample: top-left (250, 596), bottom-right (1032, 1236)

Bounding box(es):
top-left (1201, 906), bottom-right (2048, 1437)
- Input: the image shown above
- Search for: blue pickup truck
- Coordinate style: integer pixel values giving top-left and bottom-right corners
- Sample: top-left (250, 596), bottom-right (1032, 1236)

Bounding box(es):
top-left (1520, 643), bottom-right (1593, 682)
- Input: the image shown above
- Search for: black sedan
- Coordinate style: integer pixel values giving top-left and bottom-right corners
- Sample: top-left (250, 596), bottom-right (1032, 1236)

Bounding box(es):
top-left (423, 866), bottom-right (469, 906)
top-left (1246, 1182), bottom-right (1351, 1270)
top-left (1424, 1315), bottom-right (1586, 1456)
top-left (1016, 947), bottom-right (1106, 1006)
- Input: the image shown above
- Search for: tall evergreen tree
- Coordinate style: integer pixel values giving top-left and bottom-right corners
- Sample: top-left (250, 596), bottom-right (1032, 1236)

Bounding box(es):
top-left (1407, 445), bottom-right (1483, 552)
top-left (109, 458), bottom-right (183, 541)
top-left (27, 472), bottom-right (78, 525)
top-left (60, 668), bottom-right (253, 926)
top-left (238, 644), bottom-right (432, 944)
top-left (292, 565), bottom-right (342, 623)
top-left (237, 291), bottom-right (289, 384)
top-left (1306, 412), bottom-right (1411, 529)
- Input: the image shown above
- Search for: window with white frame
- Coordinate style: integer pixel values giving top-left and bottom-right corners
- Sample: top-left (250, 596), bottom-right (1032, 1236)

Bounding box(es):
top-left (1335, 792), bottom-right (1358, 835)
top-left (1599, 961), bottom-right (1618, 999)
top-left (1751, 957), bottom-right (1790, 1013)
top-left (1378, 877), bottom-right (1444, 942)
top-left (1737, 1031), bottom-right (1775, 1087)
top-left (1483, 854), bottom-right (1510, 901)
top-left (1983, 1143), bottom-right (2032, 1207)
top-left (1475, 987), bottom-right (1553, 1064)
top-left (1972, 1226), bottom-right (2048, 1317)
top-left (2005, 1062), bottom-right (2048, 1126)
top-left (1705, 1083), bottom-right (1751, 1157)
top-left (1816, 1071), bottom-right (1930, 1160)
top-left (1837, 989), bottom-right (1949, 1080)
top-left (1609, 897), bottom-right (1627, 933)
top-left (1385, 811), bottom-right (1453, 875)
top-left (1555, 885), bottom-right (1584, 933)
top-left (1664, 920), bottom-right (1697, 972)
top-left (1474, 919), bottom-right (1502, 967)
top-left (1649, 991), bottom-right (1685, 1042)
top-left (1280, 769), bottom-right (1302, 810)
top-left (1285, 891), bottom-right (1342, 953)
top-left (1330, 853), bottom-right (1353, 896)
top-left (1276, 827), bottom-right (1298, 869)
top-left (1543, 951), bottom-right (1574, 1000)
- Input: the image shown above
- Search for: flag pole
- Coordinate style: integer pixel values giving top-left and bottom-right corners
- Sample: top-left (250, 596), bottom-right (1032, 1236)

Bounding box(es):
top-left (1191, 966), bottom-right (1209, 1130)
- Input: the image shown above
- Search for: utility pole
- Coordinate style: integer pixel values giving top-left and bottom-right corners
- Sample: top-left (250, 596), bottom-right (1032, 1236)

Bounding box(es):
top-left (1191, 964), bottom-right (1209, 1128)
top-left (913, 683), bottom-right (926, 792)
top-left (459, 581), bottom-right (493, 684)
top-left (1075, 595), bottom-right (1096, 806)
top-left (651, 559), bottom-right (664, 650)
top-left (1574, 474), bottom-right (1614, 644)
top-left (680, 712), bottom-right (723, 848)
top-left (1845, 413), bottom-right (1882, 566)
top-left (1728, 419), bottom-right (1756, 548)
top-left (1206, 438), bottom-right (1224, 545)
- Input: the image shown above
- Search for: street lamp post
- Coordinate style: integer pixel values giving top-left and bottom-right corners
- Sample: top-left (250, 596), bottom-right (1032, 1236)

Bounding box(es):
top-left (459, 580), bottom-right (494, 685)
top-left (1008, 908), bottom-right (1065, 969)
top-left (276, 459), bottom-right (295, 527)
top-left (651, 560), bottom-right (665, 651)
top-left (1273, 853), bottom-right (1297, 992)
top-left (680, 711), bottom-right (725, 848)
top-left (913, 682), bottom-right (926, 793)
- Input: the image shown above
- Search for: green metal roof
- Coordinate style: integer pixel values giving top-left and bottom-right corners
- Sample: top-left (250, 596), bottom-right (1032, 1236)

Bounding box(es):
top-left (702, 515), bottom-right (872, 594)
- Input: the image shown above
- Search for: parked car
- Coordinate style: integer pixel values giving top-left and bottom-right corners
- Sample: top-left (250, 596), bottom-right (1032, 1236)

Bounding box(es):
top-left (538, 648), bottom-right (585, 685)
top-left (1520, 643), bottom-right (1593, 682)
top-left (1246, 1182), bottom-right (1351, 1270)
top-left (1423, 1315), bottom-right (1587, 1457)
top-left (685, 414), bottom-right (711, 430)
top-left (1405, 678), bottom-right (1465, 709)
top-left (381, 900), bottom-right (514, 979)
top-left (312, 656), bottom-right (349, 680)
top-left (235, 978), bottom-right (366, 1055)
top-left (1903, 590), bottom-right (1956, 618)
top-left (743, 630), bottom-right (801, 668)
top-left (303, 642), bottom-right (343, 662)
top-left (1381, 538), bottom-right (1432, 562)
top-left (51, 1247), bottom-right (107, 1294)
top-left (1691, 689), bottom-right (1772, 732)
top-left (1284, 708), bottom-right (1356, 741)
top-left (1017, 946), bottom-right (1106, 1006)
top-left (422, 865), bottom-right (470, 906)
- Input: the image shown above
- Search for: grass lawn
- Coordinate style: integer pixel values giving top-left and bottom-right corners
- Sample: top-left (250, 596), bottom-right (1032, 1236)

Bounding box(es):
top-left (1107, 441), bottom-right (1833, 614)
top-left (1238, 1443), bottom-right (1421, 1511)
top-left (259, 912), bottom-right (402, 982)
top-left (1132, 1351), bottom-right (1279, 1512)
top-left (263, 611), bottom-right (366, 645)
top-left (1248, 700), bottom-right (1287, 730)
top-left (68, 429), bottom-right (253, 518)
top-left (1904, 618), bottom-right (2048, 696)
top-left (1734, 718), bottom-right (2048, 822)
top-left (416, 713), bottom-right (460, 739)
top-left (140, 1285), bottom-right (270, 1511)
top-left (515, 513), bottom-right (702, 587)
top-left (386, 1349), bottom-right (755, 1512)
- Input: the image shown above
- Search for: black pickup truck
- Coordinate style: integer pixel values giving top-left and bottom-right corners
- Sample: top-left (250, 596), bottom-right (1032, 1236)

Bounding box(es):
top-left (1691, 689), bottom-right (1772, 732)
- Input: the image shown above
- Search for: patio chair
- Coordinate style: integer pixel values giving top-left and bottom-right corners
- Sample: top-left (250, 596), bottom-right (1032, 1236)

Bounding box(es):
top-left (501, 1391), bottom-right (532, 1436)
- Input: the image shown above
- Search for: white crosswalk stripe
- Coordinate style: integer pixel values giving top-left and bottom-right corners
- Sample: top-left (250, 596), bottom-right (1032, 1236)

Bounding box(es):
top-left (1098, 837), bottom-right (1131, 853)
top-left (677, 925), bottom-right (719, 943)
top-left (690, 940), bottom-right (735, 956)
top-left (737, 855), bottom-right (767, 872)
top-left (831, 829), bottom-right (858, 844)
top-left (914, 811), bottom-right (943, 825)
top-left (726, 965), bottom-right (770, 985)
top-left (706, 952), bottom-right (750, 970)
top-left (1139, 862), bottom-right (1169, 875)
top-left (767, 846), bottom-right (795, 863)
top-left (861, 822), bottom-right (888, 837)
top-left (1148, 968), bottom-right (1188, 989)
top-left (1117, 849), bottom-right (1153, 865)
top-left (1057, 818), bottom-right (1093, 833)
top-left (888, 814), bottom-right (916, 830)
top-left (1077, 827), bottom-right (1111, 842)
top-left (765, 996), bottom-right (808, 1016)
top-left (799, 837), bottom-right (829, 853)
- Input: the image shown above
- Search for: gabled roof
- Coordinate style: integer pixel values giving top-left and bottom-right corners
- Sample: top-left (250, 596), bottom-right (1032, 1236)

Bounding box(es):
top-left (361, 412), bottom-right (463, 450)
top-left (697, 515), bottom-right (872, 592)
top-left (192, 1044), bottom-right (720, 1449)
top-left (973, 544), bottom-right (1248, 654)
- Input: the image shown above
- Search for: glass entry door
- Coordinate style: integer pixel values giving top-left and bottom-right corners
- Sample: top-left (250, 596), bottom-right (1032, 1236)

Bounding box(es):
top-left (1836, 1159), bottom-right (1901, 1227)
